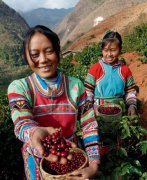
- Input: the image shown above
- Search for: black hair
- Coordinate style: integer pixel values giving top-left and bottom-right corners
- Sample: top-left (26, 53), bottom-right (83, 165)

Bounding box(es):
top-left (101, 31), bottom-right (122, 50)
top-left (23, 25), bottom-right (60, 62)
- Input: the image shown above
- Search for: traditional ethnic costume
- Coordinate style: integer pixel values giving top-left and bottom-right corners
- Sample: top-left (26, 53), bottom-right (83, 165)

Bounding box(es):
top-left (84, 58), bottom-right (137, 109)
top-left (84, 58), bottom-right (137, 155)
top-left (8, 70), bottom-right (100, 180)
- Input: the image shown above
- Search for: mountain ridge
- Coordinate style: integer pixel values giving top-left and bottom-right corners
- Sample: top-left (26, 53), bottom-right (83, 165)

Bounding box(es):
top-left (20, 8), bottom-right (73, 29)
top-left (54, 0), bottom-right (147, 48)
top-left (67, 2), bottom-right (147, 51)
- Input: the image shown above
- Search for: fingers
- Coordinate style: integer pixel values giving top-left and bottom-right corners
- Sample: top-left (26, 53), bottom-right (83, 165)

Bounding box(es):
top-left (60, 157), bottom-right (67, 164)
top-left (45, 127), bottom-right (57, 134)
top-left (66, 140), bottom-right (77, 148)
top-left (67, 170), bottom-right (85, 180)
top-left (45, 153), bottom-right (58, 162)
top-left (70, 170), bottom-right (81, 176)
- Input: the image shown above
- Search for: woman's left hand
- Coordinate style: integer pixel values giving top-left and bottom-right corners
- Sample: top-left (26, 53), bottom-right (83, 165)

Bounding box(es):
top-left (128, 106), bottom-right (136, 116)
top-left (67, 163), bottom-right (98, 180)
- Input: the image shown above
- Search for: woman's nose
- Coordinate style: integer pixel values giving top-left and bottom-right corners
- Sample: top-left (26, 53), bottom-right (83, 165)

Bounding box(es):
top-left (39, 53), bottom-right (47, 63)
top-left (107, 51), bottom-right (112, 56)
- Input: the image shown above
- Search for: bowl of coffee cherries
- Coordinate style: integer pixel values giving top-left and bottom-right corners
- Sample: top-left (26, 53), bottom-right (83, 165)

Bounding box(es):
top-left (97, 103), bottom-right (122, 122)
top-left (40, 129), bottom-right (88, 180)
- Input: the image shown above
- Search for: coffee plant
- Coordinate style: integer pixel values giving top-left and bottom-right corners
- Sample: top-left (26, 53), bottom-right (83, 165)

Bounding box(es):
top-left (96, 115), bottom-right (147, 180)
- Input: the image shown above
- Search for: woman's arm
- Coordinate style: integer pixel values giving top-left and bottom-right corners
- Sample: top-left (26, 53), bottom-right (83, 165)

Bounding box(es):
top-left (84, 68), bottom-right (96, 103)
top-left (7, 79), bottom-right (39, 143)
top-left (69, 79), bottom-right (100, 179)
top-left (124, 67), bottom-right (137, 115)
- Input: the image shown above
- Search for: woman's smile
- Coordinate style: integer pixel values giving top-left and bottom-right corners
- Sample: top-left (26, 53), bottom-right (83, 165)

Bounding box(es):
top-left (26, 32), bottom-right (59, 78)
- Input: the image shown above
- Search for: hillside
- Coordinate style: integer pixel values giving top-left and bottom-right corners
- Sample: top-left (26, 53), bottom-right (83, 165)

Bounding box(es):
top-left (20, 8), bottom-right (73, 29)
top-left (68, 2), bottom-right (147, 51)
top-left (0, 0), bottom-right (29, 65)
top-left (0, 0), bottom-right (29, 45)
top-left (54, 0), bottom-right (147, 48)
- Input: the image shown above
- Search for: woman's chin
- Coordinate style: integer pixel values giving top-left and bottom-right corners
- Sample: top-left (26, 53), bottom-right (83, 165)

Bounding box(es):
top-left (38, 72), bottom-right (56, 79)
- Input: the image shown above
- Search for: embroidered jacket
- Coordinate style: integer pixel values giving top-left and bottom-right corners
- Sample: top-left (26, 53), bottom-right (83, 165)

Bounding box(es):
top-left (84, 59), bottom-right (137, 107)
top-left (8, 71), bottom-right (100, 164)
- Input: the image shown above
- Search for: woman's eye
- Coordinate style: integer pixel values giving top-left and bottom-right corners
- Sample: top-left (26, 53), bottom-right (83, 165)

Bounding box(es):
top-left (46, 49), bottom-right (54, 54)
top-left (111, 49), bottom-right (116, 51)
top-left (103, 49), bottom-right (108, 52)
top-left (31, 54), bottom-right (39, 59)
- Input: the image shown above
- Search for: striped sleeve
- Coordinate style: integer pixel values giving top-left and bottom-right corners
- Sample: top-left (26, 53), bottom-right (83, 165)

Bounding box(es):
top-left (122, 66), bottom-right (137, 107)
top-left (77, 80), bottom-right (100, 164)
top-left (84, 62), bottom-right (103, 102)
top-left (84, 64), bottom-right (97, 103)
top-left (7, 79), bottom-right (39, 144)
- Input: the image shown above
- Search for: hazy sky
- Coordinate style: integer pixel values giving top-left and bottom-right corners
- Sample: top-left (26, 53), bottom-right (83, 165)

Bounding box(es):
top-left (2, 0), bottom-right (80, 12)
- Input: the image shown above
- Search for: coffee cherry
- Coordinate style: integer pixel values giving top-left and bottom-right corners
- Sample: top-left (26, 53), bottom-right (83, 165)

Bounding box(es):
top-left (60, 151), bottom-right (68, 157)
top-left (41, 129), bottom-right (73, 164)
top-left (98, 106), bottom-right (121, 115)
top-left (42, 151), bottom-right (86, 175)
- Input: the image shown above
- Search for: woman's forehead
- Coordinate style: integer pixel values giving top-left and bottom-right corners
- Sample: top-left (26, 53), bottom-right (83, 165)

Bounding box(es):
top-left (103, 41), bottom-right (119, 48)
top-left (28, 32), bottom-right (52, 48)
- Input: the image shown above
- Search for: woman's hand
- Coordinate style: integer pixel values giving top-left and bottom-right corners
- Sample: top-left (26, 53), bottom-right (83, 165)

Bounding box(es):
top-left (128, 106), bottom-right (136, 116)
top-left (46, 140), bottom-right (77, 163)
top-left (67, 163), bottom-right (98, 180)
top-left (30, 127), bottom-right (57, 155)
top-left (30, 127), bottom-right (77, 163)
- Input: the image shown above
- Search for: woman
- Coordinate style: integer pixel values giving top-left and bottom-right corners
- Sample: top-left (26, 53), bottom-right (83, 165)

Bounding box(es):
top-left (7, 25), bottom-right (100, 180)
top-left (84, 31), bottom-right (137, 116)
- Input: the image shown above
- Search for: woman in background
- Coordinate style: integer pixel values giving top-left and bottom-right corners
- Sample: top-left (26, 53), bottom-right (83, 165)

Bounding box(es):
top-left (84, 31), bottom-right (137, 116)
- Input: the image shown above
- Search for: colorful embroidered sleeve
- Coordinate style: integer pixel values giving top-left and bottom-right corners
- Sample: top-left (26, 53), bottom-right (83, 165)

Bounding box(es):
top-left (84, 64), bottom-right (97, 102)
top-left (68, 76), bottom-right (100, 164)
top-left (123, 66), bottom-right (137, 108)
top-left (7, 79), bottom-right (39, 144)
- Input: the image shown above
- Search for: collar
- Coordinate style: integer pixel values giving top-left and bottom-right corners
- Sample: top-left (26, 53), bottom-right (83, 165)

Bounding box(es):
top-left (102, 58), bottom-right (122, 67)
top-left (31, 69), bottom-right (65, 97)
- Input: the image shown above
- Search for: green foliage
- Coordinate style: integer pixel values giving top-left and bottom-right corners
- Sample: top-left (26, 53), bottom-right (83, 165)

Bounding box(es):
top-left (59, 43), bottom-right (102, 82)
top-left (0, 92), bottom-right (24, 179)
top-left (0, 63), bottom-right (32, 90)
top-left (59, 55), bottom-right (75, 76)
top-left (0, 45), bottom-right (25, 66)
top-left (122, 24), bottom-right (147, 63)
top-left (76, 44), bottom-right (102, 66)
top-left (96, 115), bottom-right (147, 179)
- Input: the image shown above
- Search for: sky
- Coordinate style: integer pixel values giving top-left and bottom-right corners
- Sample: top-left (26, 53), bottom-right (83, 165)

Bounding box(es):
top-left (2, 0), bottom-right (80, 12)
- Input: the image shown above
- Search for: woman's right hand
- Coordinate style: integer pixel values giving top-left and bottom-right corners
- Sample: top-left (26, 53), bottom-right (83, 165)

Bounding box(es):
top-left (30, 127), bottom-right (77, 163)
top-left (30, 127), bottom-right (57, 155)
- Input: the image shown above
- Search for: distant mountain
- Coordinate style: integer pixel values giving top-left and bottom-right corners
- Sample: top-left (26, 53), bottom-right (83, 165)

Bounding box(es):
top-left (0, 0), bottom-right (29, 65)
top-left (20, 8), bottom-right (73, 29)
top-left (54, 0), bottom-right (147, 48)
top-left (68, 2), bottom-right (147, 51)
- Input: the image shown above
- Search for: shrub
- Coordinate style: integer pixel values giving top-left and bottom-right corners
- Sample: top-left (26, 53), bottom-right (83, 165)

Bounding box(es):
top-left (0, 92), bottom-right (24, 179)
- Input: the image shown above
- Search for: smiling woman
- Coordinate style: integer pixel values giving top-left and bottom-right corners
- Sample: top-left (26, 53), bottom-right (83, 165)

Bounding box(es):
top-left (7, 25), bottom-right (100, 180)
top-left (25, 31), bottom-right (59, 78)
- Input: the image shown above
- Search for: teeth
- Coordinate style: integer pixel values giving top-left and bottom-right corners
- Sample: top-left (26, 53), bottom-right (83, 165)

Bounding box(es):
top-left (43, 67), bottom-right (49, 70)
top-left (40, 66), bottom-right (50, 71)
